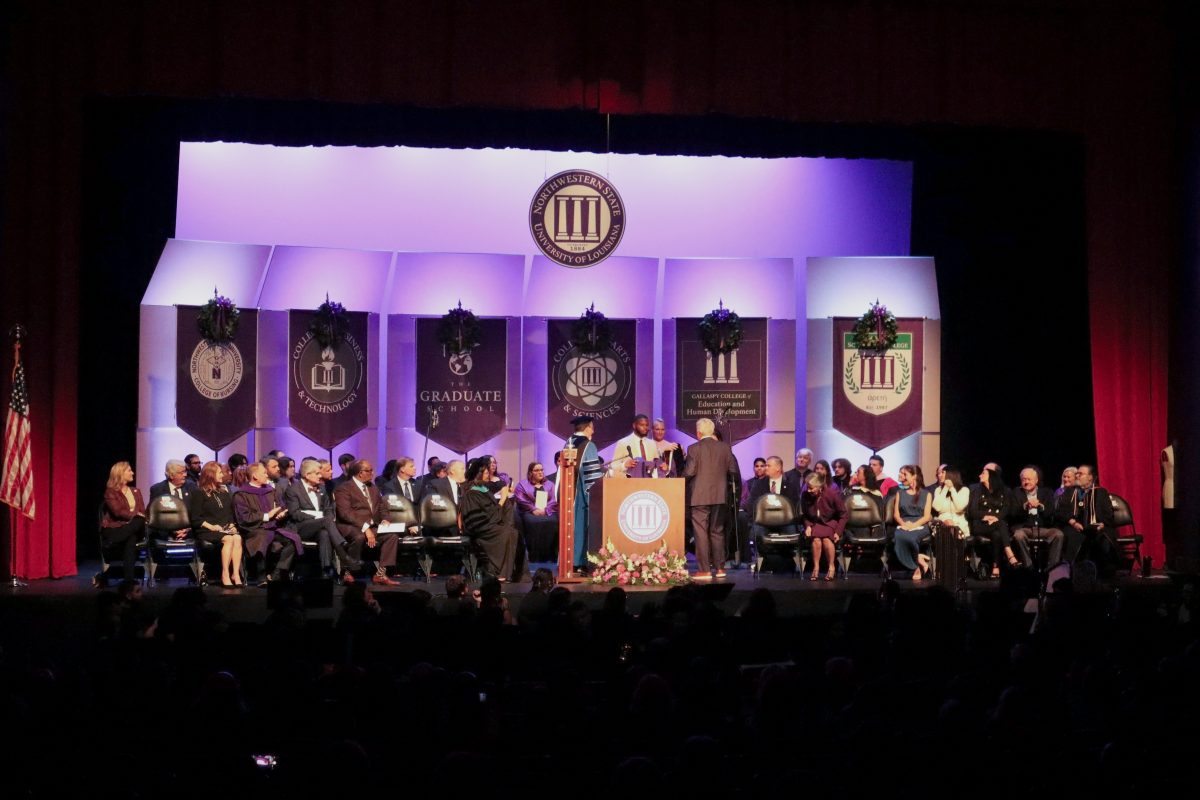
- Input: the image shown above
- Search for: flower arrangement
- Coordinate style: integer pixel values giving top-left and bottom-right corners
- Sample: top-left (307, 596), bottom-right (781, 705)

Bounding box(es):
top-left (698, 300), bottom-right (742, 354)
top-left (570, 303), bottom-right (613, 354)
top-left (196, 288), bottom-right (240, 343)
top-left (850, 299), bottom-right (898, 352)
top-left (588, 540), bottom-right (690, 586)
top-left (437, 301), bottom-right (481, 355)
top-left (309, 294), bottom-right (349, 348)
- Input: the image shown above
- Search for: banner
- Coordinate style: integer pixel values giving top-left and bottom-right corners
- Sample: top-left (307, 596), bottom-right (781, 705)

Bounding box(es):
top-left (416, 317), bottom-right (508, 454)
top-left (832, 317), bottom-right (924, 451)
top-left (547, 318), bottom-right (637, 449)
top-left (176, 306), bottom-right (258, 451)
top-left (675, 317), bottom-right (767, 444)
top-left (288, 310), bottom-right (369, 450)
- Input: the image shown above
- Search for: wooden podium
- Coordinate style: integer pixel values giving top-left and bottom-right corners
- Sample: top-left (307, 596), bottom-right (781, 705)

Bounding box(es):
top-left (588, 478), bottom-right (685, 557)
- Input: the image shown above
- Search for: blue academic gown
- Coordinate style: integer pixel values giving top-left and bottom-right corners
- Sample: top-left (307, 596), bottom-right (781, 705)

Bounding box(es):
top-left (569, 435), bottom-right (603, 567)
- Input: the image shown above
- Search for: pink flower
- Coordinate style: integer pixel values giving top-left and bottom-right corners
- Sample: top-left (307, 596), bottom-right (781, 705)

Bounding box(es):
top-left (598, 548), bottom-right (609, 558)
top-left (616, 563), bottom-right (626, 574)
top-left (617, 575), bottom-right (628, 585)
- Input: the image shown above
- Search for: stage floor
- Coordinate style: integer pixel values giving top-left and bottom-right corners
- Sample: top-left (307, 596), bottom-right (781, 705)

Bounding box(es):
top-left (2, 560), bottom-right (1177, 630)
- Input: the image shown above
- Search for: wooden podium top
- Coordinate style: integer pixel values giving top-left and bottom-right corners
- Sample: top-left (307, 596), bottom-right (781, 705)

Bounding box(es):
top-left (589, 478), bottom-right (685, 557)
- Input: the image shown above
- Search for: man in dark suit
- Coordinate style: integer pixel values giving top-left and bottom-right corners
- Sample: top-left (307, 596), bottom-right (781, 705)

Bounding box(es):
top-left (287, 458), bottom-right (362, 580)
top-left (334, 459), bottom-right (400, 586)
top-left (382, 456), bottom-right (420, 504)
top-left (784, 447), bottom-right (814, 489)
top-left (682, 417), bottom-right (740, 579)
top-left (1009, 465), bottom-right (1064, 567)
top-left (149, 459), bottom-right (192, 503)
top-left (148, 459), bottom-right (193, 540)
top-left (743, 455), bottom-right (802, 547)
top-left (1055, 463), bottom-right (1116, 571)
top-left (418, 459), bottom-right (466, 534)
top-left (330, 452), bottom-right (356, 492)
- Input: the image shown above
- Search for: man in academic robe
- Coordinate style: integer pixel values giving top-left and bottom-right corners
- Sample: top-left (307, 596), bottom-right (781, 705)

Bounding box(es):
top-left (563, 415), bottom-right (604, 572)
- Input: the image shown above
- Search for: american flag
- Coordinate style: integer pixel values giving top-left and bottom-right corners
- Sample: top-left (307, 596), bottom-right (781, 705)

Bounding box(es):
top-left (0, 346), bottom-right (35, 519)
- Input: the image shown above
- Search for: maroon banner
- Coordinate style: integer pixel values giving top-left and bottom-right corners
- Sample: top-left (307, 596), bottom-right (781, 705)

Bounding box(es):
top-left (547, 318), bottom-right (638, 449)
top-left (675, 317), bottom-right (767, 444)
top-left (416, 317), bottom-right (508, 455)
top-left (831, 317), bottom-right (924, 450)
top-left (288, 310), bottom-right (369, 451)
top-left (176, 306), bottom-right (258, 452)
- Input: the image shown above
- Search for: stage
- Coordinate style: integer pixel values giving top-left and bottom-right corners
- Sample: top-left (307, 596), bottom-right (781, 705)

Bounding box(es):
top-left (0, 559), bottom-right (1180, 635)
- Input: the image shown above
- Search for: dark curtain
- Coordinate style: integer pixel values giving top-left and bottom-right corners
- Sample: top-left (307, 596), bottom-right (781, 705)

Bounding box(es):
top-left (1, 0), bottom-right (1176, 576)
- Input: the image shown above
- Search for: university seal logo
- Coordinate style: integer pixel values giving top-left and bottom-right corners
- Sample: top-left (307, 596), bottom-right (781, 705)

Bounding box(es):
top-left (529, 169), bottom-right (625, 268)
top-left (291, 331), bottom-right (366, 414)
top-left (551, 339), bottom-right (632, 423)
top-left (618, 490), bottom-right (670, 545)
top-left (189, 340), bottom-right (243, 400)
top-left (841, 332), bottom-right (913, 416)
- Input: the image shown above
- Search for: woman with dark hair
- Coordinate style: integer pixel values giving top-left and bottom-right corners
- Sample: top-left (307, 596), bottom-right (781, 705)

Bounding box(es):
top-left (375, 459), bottom-right (399, 490)
top-left (100, 461), bottom-right (147, 581)
top-left (847, 464), bottom-right (886, 517)
top-left (189, 460), bottom-right (242, 586)
top-left (893, 464), bottom-right (933, 580)
top-left (831, 458), bottom-right (853, 493)
top-left (813, 459), bottom-right (832, 482)
top-left (801, 472), bottom-right (847, 581)
top-left (932, 466), bottom-right (970, 538)
top-left (969, 466), bottom-right (1013, 578)
top-left (459, 456), bottom-right (518, 580)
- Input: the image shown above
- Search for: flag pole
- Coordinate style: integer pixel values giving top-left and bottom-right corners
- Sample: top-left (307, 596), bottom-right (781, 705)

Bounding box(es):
top-left (6, 324), bottom-right (28, 587)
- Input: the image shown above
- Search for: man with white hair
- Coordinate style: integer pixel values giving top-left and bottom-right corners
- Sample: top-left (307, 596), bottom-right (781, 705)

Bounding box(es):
top-left (682, 417), bottom-right (740, 579)
top-left (785, 448), bottom-right (815, 487)
top-left (149, 459), bottom-right (192, 503)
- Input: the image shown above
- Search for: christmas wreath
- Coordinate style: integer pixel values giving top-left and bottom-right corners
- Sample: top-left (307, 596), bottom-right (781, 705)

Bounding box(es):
top-left (698, 300), bottom-right (742, 354)
top-left (438, 301), bottom-right (482, 355)
top-left (571, 303), bottom-right (613, 354)
top-left (850, 299), bottom-right (898, 352)
top-left (309, 294), bottom-right (349, 348)
top-left (196, 288), bottom-right (240, 343)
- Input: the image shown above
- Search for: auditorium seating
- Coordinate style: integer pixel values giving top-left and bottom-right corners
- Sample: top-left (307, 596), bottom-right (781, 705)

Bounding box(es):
top-left (417, 492), bottom-right (473, 579)
top-left (840, 492), bottom-right (889, 577)
top-left (145, 494), bottom-right (201, 584)
top-left (1108, 493), bottom-right (1145, 573)
top-left (750, 493), bottom-right (802, 576)
top-left (384, 493), bottom-right (426, 580)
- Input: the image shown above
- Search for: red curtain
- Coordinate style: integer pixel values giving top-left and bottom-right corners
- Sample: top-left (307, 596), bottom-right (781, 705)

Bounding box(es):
top-left (1, 0), bottom-right (1173, 575)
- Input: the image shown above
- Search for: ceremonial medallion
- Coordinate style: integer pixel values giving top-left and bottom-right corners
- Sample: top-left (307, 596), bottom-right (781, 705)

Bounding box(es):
top-left (529, 169), bottom-right (625, 268)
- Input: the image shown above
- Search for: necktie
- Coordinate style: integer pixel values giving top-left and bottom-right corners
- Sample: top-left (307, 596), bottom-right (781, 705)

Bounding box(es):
top-left (639, 440), bottom-right (647, 460)
top-left (771, 480), bottom-right (778, 494)
top-left (403, 481), bottom-right (413, 502)
top-left (172, 487), bottom-right (180, 500)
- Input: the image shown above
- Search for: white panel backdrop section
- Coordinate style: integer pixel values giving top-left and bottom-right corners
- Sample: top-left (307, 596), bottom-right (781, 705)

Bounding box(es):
top-left (388, 253), bottom-right (526, 316)
top-left (806, 256), bottom-right (940, 319)
top-left (141, 239), bottom-right (272, 307)
top-left (257, 246), bottom-right (394, 311)
top-left (177, 143), bottom-right (913, 261)
top-left (525, 256), bottom-right (660, 318)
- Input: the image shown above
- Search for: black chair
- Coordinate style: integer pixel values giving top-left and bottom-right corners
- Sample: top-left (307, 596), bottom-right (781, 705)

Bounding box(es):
top-left (385, 493), bottom-right (425, 580)
top-left (1108, 493), bottom-right (1144, 573)
top-left (145, 494), bottom-right (201, 584)
top-left (96, 503), bottom-right (149, 585)
top-left (841, 490), bottom-right (890, 577)
top-left (751, 493), bottom-right (802, 576)
top-left (418, 493), bottom-right (472, 578)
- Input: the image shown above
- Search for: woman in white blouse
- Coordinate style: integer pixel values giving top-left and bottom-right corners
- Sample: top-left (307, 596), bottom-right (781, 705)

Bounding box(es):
top-left (931, 466), bottom-right (970, 538)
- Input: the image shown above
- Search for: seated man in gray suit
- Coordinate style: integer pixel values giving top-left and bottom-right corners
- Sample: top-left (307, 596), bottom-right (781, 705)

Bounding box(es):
top-left (285, 457), bottom-right (362, 581)
top-left (682, 417), bottom-right (740, 580)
